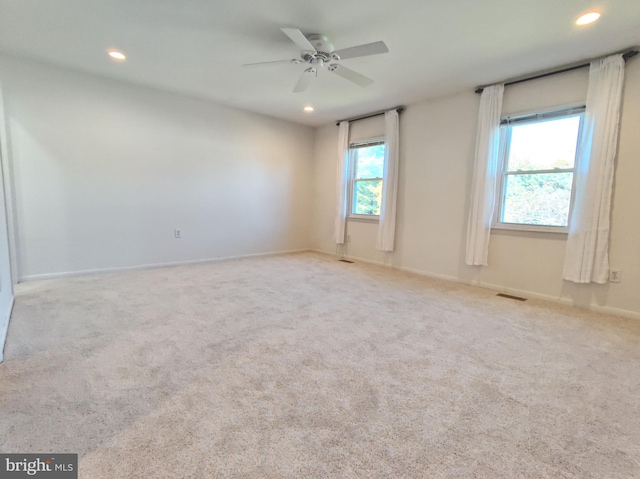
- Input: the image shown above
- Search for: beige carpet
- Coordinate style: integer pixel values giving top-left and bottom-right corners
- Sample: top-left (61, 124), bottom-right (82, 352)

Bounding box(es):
top-left (1, 252), bottom-right (639, 478)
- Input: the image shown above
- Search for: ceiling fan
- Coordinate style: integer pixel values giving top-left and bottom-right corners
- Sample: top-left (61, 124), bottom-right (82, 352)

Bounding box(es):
top-left (243, 28), bottom-right (389, 93)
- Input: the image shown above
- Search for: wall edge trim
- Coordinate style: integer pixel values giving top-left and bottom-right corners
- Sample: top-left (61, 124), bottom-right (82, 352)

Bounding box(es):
top-left (19, 249), bottom-right (311, 282)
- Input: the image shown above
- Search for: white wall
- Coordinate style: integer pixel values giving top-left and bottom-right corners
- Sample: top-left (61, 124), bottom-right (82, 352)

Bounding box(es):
top-left (0, 55), bottom-right (314, 280)
top-left (312, 60), bottom-right (640, 318)
top-left (2, 51), bottom-right (639, 321)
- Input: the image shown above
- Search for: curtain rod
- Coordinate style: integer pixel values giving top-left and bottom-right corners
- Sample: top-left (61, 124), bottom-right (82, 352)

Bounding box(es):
top-left (475, 48), bottom-right (639, 94)
top-left (335, 106), bottom-right (405, 126)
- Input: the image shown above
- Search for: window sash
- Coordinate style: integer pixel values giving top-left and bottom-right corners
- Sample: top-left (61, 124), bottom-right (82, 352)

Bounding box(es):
top-left (494, 110), bottom-right (584, 232)
top-left (348, 139), bottom-right (385, 218)
top-left (353, 177), bottom-right (383, 183)
top-left (504, 168), bottom-right (574, 176)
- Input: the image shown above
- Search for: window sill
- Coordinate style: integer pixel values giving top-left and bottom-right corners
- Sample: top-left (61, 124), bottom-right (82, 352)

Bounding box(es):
top-left (348, 215), bottom-right (380, 223)
top-left (491, 223), bottom-right (568, 235)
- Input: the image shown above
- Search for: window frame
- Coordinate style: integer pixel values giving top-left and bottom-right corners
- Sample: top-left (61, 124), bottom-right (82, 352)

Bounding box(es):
top-left (492, 106), bottom-right (585, 234)
top-left (348, 138), bottom-right (386, 221)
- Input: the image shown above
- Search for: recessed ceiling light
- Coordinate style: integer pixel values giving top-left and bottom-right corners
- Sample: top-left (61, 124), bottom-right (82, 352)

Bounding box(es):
top-left (576, 11), bottom-right (601, 25)
top-left (108, 50), bottom-right (126, 61)
top-left (303, 106), bottom-right (314, 112)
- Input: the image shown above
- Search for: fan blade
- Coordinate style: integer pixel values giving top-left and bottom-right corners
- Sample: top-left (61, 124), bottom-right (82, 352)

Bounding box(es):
top-left (330, 64), bottom-right (373, 87)
top-left (333, 41), bottom-right (388, 60)
top-left (281, 28), bottom-right (317, 53)
top-left (293, 68), bottom-right (315, 93)
top-left (243, 59), bottom-right (300, 68)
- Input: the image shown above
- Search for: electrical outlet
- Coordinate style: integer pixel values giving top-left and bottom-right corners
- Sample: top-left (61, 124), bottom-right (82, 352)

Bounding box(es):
top-left (174, 229), bottom-right (181, 239)
top-left (347, 235), bottom-right (351, 243)
top-left (609, 269), bottom-right (621, 283)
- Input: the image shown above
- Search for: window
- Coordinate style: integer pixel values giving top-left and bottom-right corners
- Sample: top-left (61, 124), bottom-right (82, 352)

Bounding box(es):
top-left (349, 139), bottom-right (385, 218)
top-left (495, 107), bottom-right (584, 232)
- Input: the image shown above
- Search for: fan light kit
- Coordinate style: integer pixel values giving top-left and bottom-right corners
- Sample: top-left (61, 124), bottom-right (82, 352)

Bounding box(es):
top-left (576, 11), bottom-right (601, 25)
top-left (244, 28), bottom-right (389, 93)
top-left (108, 50), bottom-right (126, 61)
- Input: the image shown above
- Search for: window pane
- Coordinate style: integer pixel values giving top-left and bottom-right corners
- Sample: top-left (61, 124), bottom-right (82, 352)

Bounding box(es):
top-left (355, 144), bottom-right (385, 179)
top-left (353, 179), bottom-right (382, 215)
top-left (507, 116), bottom-right (581, 171)
top-left (502, 173), bottom-right (573, 226)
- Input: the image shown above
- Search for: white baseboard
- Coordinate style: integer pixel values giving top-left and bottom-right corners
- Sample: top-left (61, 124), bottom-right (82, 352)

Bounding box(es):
top-left (19, 248), bottom-right (310, 282)
top-left (0, 295), bottom-right (15, 363)
top-left (311, 249), bottom-right (640, 321)
top-left (18, 247), bottom-right (640, 321)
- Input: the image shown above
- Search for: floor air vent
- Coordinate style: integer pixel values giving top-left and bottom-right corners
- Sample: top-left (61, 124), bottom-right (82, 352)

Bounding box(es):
top-left (339, 259), bottom-right (354, 264)
top-left (496, 293), bottom-right (527, 302)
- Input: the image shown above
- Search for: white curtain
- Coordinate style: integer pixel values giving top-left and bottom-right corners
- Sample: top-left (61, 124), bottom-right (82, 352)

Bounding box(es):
top-left (465, 84), bottom-right (504, 266)
top-left (376, 109), bottom-right (400, 251)
top-left (333, 121), bottom-right (350, 244)
top-left (562, 54), bottom-right (625, 284)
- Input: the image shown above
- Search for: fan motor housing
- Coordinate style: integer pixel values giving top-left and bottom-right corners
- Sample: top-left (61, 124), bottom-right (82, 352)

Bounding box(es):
top-left (304, 34), bottom-right (335, 62)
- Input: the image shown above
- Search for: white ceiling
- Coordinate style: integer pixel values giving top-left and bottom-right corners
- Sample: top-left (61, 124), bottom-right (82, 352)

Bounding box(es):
top-left (1, 0), bottom-right (639, 126)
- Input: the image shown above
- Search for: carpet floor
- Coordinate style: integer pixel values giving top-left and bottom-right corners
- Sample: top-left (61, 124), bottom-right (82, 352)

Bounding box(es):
top-left (1, 252), bottom-right (639, 478)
